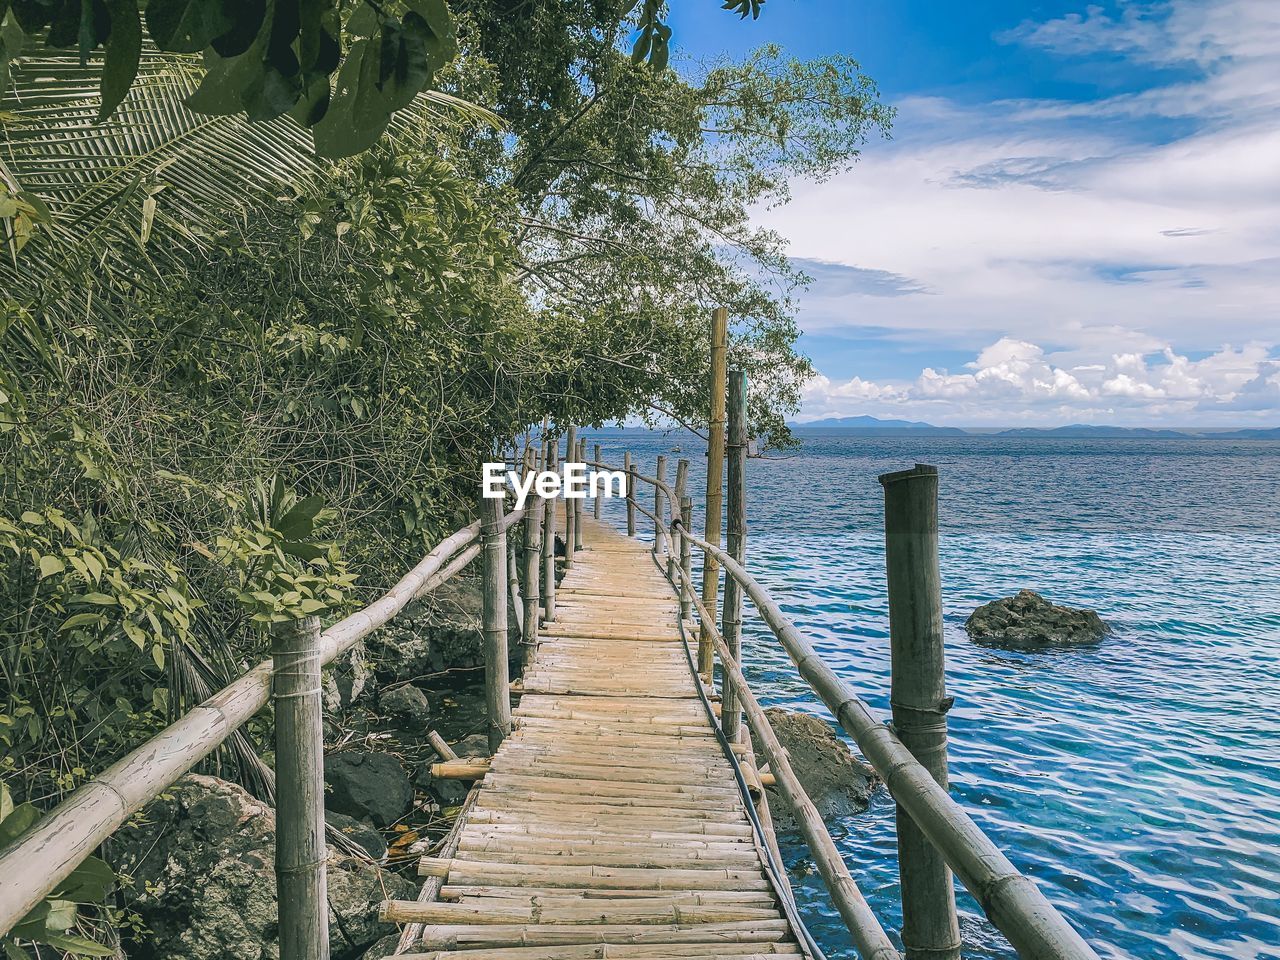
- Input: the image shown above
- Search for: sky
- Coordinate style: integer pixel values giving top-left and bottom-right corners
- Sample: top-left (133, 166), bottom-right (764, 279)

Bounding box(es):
top-left (669, 0), bottom-right (1280, 427)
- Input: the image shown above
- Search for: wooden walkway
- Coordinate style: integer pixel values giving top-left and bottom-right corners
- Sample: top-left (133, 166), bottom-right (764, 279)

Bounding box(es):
top-left (394, 514), bottom-right (804, 958)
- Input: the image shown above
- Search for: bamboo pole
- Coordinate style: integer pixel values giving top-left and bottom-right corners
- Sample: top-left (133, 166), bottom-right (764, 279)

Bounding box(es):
top-left (654, 455), bottom-right (667, 548)
top-left (679, 526), bottom-right (1104, 960)
top-left (699, 305), bottom-right (728, 679)
top-left (624, 451), bottom-right (636, 536)
top-left (593, 443), bottom-right (603, 520)
top-left (507, 537), bottom-right (524, 638)
top-left (721, 369), bottom-right (747, 742)
top-left (679, 497), bottom-right (693, 626)
top-left (481, 491), bottom-right (512, 753)
top-left (542, 439), bottom-right (557, 623)
top-left (670, 459), bottom-right (688, 583)
top-left (521, 448), bottom-right (541, 648)
top-left (271, 615), bottom-right (329, 960)
top-left (565, 427), bottom-right (577, 569)
top-left (881, 463), bottom-right (961, 960)
top-left (573, 438), bottom-right (585, 552)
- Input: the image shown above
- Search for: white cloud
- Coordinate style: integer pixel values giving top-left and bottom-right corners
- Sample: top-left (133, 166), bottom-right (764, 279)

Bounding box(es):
top-left (755, 0), bottom-right (1280, 423)
top-left (799, 339), bottom-right (1280, 426)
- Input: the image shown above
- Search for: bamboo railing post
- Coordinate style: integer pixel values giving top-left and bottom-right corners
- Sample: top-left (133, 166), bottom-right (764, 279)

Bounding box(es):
top-left (880, 463), bottom-right (961, 960)
top-left (623, 451), bottom-right (636, 536)
top-left (679, 497), bottom-right (693, 624)
top-left (721, 369), bottom-right (747, 741)
top-left (592, 443), bottom-right (603, 520)
top-left (521, 449), bottom-right (541, 647)
top-left (564, 427), bottom-right (577, 568)
top-left (271, 615), bottom-right (329, 960)
top-left (573, 438), bottom-right (585, 551)
top-left (654, 455), bottom-right (667, 548)
top-left (670, 459), bottom-right (688, 582)
top-left (700, 305), bottom-right (728, 680)
top-left (541, 439), bottom-right (557, 623)
top-left (480, 489), bottom-right (512, 753)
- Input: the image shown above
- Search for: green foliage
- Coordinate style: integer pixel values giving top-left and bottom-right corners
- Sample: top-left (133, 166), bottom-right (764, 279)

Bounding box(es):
top-left (0, 0), bottom-right (458, 156)
top-left (0, 782), bottom-right (115, 956)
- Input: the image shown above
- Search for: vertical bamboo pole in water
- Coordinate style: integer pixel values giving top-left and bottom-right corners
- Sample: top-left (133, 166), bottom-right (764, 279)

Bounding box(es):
top-left (679, 497), bottom-right (693, 625)
top-left (654, 455), bottom-right (667, 547)
top-left (272, 615), bottom-right (329, 960)
top-left (624, 451), bottom-right (636, 537)
top-left (541, 438), bottom-right (557, 623)
top-left (564, 427), bottom-right (577, 569)
top-left (880, 463), bottom-right (961, 960)
top-left (700, 305), bottom-right (728, 680)
top-left (671, 459), bottom-right (689, 582)
top-left (480, 490), bottom-right (512, 753)
top-left (593, 443), bottom-right (603, 520)
top-left (521, 448), bottom-right (541, 648)
top-left (573, 438), bottom-right (585, 551)
top-left (721, 369), bottom-right (747, 741)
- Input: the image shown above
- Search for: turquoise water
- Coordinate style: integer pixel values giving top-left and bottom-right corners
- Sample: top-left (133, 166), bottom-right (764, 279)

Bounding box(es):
top-left (589, 432), bottom-right (1280, 960)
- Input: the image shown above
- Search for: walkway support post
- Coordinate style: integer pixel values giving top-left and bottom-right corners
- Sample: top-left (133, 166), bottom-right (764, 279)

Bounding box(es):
top-left (271, 615), bottom-right (329, 960)
top-left (721, 369), bottom-right (747, 741)
top-left (573, 438), bottom-right (585, 552)
top-left (521, 448), bottom-right (541, 648)
top-left (624, 451), bottom-right (636, 536)
top-left (700, 305), bottom-right (728, 680)
top-left (480, 489), bottom-right (512, 753)
top-left (654, 455), bottom-right (667, 548)
top-left (670, 459), bottom-right (688, 582)
top-left (564, 427), bottom-right (577, 569)
top-left (593, 444), bottom-right (603, 519)
top-left (541, 438), bottom-right (557, 623)
top-left (880, 463), bottom-right (962, 960)
top-left (679, 497), bottom-right (693, 625)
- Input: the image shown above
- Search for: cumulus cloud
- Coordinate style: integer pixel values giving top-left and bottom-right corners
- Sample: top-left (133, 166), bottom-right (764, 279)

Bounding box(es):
top-left (755, 0), bottom-right (1280, 423)
top-left (798, 339), bottom-right (1280, 426)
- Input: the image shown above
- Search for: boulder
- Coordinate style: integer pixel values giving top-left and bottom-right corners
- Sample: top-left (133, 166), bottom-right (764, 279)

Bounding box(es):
top-left (965, 589), bottom-right (1109, 649)
top-left (324, 751), bottom-right (414, 828)
top-left (757, 708), bottom-right (878, 829)
top-left (114, 774), bottom-right (412, 960)
top-left (360, 934), bottom-right (402, 959)
top-left (325, 810), bottom-right (387, 861)
top-left (366, 577), bottom-right (485, 680)
top-left (379, 684), bottom-right (432, 726)
top-left (323, 642), bottom-right (376, 714)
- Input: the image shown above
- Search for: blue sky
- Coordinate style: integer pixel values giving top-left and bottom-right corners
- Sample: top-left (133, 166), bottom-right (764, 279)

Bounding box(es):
top-left (670, 1), bottom-right (1280, 426)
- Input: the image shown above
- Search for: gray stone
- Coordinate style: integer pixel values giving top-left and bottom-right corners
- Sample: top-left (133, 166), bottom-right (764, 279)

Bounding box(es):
top-left (757, 708), bottom-right (878, 829)
top-left (360, 933), bottom-right (402, 960)
top-left (324, 750), bottom-right (413, 829)
top-left (114, 774), bottom-right (412, 960)
top-left (379, 683), bottom-right (432, 726)
top-left (451, 733), bottom-right (491, 760)
top-left (325, 810), bottom-right (387, 861)
top-left (965, 589), bottom-right (1109, 649)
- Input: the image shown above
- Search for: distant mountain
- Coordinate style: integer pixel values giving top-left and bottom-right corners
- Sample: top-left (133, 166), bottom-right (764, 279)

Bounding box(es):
top-left (996, 424), bottom-right (1190, 439)
top-left (792, 415), bottom-right (967, 436)
top-left (1207, 427), bottom-right (1280, 439)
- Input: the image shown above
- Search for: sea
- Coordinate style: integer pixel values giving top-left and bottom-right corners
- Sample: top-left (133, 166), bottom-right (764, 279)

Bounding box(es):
top-left (587, 431), bottom-right (1280, 960)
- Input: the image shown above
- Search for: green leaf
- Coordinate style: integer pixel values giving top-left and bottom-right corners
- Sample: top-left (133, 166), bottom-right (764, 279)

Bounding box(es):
top-left (33, 933), bottom-right (113, 957)
top-left (151, 643), bottom-right (165, 670)
top-left (276, 494), bottom-right (323, 539)
top-left (0, 801), bottom-right (40, 845)
top-left (77, 592), bottom-right (116, 605)
top-left (0, 781), bottom-right (13, 822)
top-left (37, 554), bottom-right (65, 578)
top-left (3, 940), bottom-right (30, 960)
top-left (296, 597), bottom-right (326, 613)
top-left (51, 855), bottom-right (114, 902)
top-left (59, 612), bottom-right (105, 630)
top-left (40, 898), bottom-right (77, 933)
top-left (97, 0), bottom-right (140, 119)
top-left (145, 0), bottom-right (233, 52)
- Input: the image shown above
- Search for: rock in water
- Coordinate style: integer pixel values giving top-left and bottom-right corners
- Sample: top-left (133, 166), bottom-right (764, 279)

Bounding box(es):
top-left (757, 707), bottom-right (878, 829)
top-left (965, 589), bottom-right (1109, 649)
top-left (115, 774), bottom-right (412, 960)
top-left (324, 750), bottom-right (413, 828)
top-left (379, 683), bottom-right (432, 726)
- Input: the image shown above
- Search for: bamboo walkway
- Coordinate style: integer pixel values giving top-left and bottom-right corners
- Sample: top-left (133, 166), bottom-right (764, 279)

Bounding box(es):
top-left (391, 514), bottom-right (804, 959)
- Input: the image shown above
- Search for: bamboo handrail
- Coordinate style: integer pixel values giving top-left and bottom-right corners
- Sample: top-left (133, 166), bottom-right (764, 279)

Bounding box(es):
top-left (675, 520), bottom-right (1104, 960)
top-left (0, 507), bottom-right (527, 934)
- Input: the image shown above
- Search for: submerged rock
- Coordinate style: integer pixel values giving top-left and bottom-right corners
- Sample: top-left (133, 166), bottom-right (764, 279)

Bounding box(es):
top-left (965, 589), bottom-right (1109, 649)
top-left (115, 774), bottom-right (411, 960)
top-left (325, 810), bottom-right (387, 861)
top-left (757, 707), bottom-right (878, 829)
top-left (324, 750), bottom-right (414, 828)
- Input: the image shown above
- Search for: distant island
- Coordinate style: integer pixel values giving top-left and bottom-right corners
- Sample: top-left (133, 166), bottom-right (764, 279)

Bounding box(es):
top-left (790, 417), bottom-right (1280, 439)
